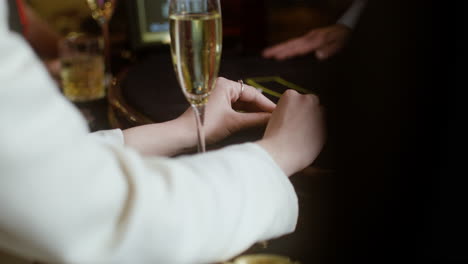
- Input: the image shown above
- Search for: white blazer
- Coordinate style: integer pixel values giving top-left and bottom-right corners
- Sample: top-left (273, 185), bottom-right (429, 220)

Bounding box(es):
top-left (0, 2), bottom-right (297, 264)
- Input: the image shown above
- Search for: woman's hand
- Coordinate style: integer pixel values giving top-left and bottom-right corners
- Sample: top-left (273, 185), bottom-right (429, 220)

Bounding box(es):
top-left (123, 77), bottom-right (276, 156)
top-left (179, 77), bottom-right (276, 145)
top-left (257, 90), bottom-right (325, 176)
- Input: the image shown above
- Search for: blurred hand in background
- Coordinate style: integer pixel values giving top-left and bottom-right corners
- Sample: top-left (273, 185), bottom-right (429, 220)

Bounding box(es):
top-left (262, 0), bottom-right (366, 61)
top-left (262, 24), bottom-right (351, 61)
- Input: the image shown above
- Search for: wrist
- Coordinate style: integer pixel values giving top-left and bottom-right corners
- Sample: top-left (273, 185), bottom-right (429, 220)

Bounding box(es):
top-left (171, 114), bottom-right (198, 152)
top-left (122, 116), bottom-right (196, 156)
top-left (256, 139), bottom-right (295, 176)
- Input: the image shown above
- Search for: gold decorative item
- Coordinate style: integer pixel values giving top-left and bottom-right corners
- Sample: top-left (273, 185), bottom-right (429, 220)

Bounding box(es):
top-left (86, 0), bottom-right (117, 84)
top-left (59, 33), bottom-right (105, 102)
top-left (223, 254), bottom-right (301, 264)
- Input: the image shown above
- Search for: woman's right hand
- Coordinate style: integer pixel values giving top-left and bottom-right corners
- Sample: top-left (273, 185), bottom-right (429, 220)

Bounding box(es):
top-left (257, 90), bottom-right (325, 176)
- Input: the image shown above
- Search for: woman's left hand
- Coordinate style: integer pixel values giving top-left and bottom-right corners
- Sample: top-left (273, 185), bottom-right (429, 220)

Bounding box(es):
top-left (179, 77), bottom-right (276, 145)
top-left (123, 77), bottom-right (275, 156)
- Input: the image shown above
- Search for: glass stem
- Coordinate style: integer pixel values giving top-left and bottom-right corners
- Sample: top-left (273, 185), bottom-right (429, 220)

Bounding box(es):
top-left (192, 104), bottom-right (206, 153)
top-left (101, 22), bottom-right (112, 79)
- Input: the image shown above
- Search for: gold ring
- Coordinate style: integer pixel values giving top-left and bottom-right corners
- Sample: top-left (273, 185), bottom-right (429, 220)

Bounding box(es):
top-left (238, 79), bottom-right (245, 97)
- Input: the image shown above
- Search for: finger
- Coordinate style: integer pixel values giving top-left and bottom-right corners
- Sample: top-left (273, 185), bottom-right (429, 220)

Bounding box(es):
top-left (262, 39), bottom-right (296, 58)
top-left (234, 83), bottom-right (276, 113)
top-left (274, 32), bottom-right (327, 60)
top-left (233, 100), bottom-right (269, 113)
top-left (263, 37), bottom-right (310, 60)
top-left (262, 45), bottom-right (281, 58)
top-left (263, 44), bottom-right (294, 59)
top-left (232, 112), bottom-right (271, 131)
top-left (272, 42), bottom-right (304, 60)
top-left (272, 38), bottom-right (312, 60)
top-left (316, 41), bottom-right (344, 60)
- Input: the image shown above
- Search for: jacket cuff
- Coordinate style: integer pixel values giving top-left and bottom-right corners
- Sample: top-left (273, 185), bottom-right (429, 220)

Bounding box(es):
top-left (89, 129), bottom-right (125, 146)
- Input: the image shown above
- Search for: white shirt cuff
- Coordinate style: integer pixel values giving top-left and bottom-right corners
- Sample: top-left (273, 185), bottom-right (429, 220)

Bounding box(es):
top-left (89, 129), bottom-right (125, 146)
top-left (337, 0), bottom-right (367, 29)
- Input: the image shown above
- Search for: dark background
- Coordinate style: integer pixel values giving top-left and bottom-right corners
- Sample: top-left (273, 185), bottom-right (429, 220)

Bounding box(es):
top-left (316, 1), bottom-right (465, 263)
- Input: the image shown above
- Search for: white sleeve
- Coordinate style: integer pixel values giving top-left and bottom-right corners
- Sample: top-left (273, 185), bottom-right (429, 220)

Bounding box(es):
top-left (336, 0), bottom-right (367, 29)
top-left (0, 2), bottom-right (298, 264)
top-left (89, 129), bottom-right (125, 146)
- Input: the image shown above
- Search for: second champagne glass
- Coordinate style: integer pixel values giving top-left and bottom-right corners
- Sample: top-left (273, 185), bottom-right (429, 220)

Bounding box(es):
top-left (86, 0), bottom-right (117, 84)
top-left (169, 0), bottom-right (223, 153)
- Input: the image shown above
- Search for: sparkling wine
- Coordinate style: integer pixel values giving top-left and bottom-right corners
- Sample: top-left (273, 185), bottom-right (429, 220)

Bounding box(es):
top-left (170, 12), bottom-right (222, 105)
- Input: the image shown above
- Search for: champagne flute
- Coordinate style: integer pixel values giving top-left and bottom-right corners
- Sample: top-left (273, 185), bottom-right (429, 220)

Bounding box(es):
top-left (169, 0), bottom-right (223, 153)
top-left (86, 0), bottom-right (117, 83)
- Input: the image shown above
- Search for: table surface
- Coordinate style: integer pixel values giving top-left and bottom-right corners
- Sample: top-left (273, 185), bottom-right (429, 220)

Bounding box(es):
top-left (121, 47), bottom-right (323, 123)
top-left (74, 48), bottom-right (333, 263)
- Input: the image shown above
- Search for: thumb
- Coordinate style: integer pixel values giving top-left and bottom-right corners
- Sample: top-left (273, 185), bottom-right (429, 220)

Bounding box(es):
top-left (316, 41), bottom-right (342, 60)
top-left (233, 112), bottom-right (271, 131)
